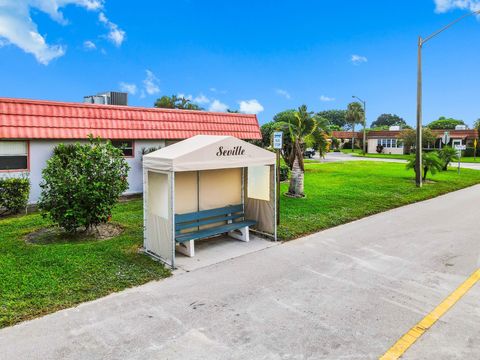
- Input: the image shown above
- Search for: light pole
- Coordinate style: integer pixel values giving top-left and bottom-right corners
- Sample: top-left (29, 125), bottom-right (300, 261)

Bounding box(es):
top-left (416, 9), bottom-right (480, 187)
top-left (352, 96), bottom-right (367, 155)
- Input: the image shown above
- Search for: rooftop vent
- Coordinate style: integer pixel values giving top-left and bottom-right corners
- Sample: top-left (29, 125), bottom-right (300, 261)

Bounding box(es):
top-left (455, 125), bottom-right (467, 130)
top-left (84, 91), bottom-right (128, 106)
top-left (389, 125), bottom-right (401, 131)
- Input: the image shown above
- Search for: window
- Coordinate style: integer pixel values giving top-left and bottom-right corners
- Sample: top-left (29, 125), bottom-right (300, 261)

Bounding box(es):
top-left (391, 139), bottom-right (397, 148)
top-left (397, 140), bottom-right (404, 148)
top-left (248, 166), bottom-right (270, 201)
top-left (0, 141), bottom-right (28, 171)
top-left (111, 140), bottom-right (134, 157)
top-left (386, 139), bottom-right (392, 148)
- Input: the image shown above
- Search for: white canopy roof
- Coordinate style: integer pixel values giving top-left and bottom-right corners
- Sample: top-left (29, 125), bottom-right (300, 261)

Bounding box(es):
top-left (143, 135), bottom-right (276, 172)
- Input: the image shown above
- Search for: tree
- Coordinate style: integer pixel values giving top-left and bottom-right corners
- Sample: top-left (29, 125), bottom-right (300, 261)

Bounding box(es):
top-left (473, 118), bottom-right (480, 131)
top-left (259, 121), bottom-right (275, 148)
top-left (154, 95), bottom-right (203, 110)
top-left (438, 146), bottom-right (459, 171)
top-left (317, 110), bottom-right (348, 129)
top-left (345, 102), bottom-right (364, 152)
top-left (370, 114), bottom-right (407, 128)
top-left (399, 128), bottom-right (437, 153)
top-left (274, 105), bottom-right (319, 197)
top-left (406, 152), bottom-right (443, 181)
top-left (427, 117), bottom-right (465, 130)
top-left (38, 138), bottom-right (130, 233)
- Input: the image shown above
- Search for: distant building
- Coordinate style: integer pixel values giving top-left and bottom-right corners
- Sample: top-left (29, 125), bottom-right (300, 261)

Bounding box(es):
top-left (332, 127), bottom-right (479, 154)
top-left (0, 97), bottom-right (261, 203)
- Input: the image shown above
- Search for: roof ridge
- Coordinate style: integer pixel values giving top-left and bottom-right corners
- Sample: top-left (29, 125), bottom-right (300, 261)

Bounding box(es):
top-left (0, 97), bottom-right (257, 118)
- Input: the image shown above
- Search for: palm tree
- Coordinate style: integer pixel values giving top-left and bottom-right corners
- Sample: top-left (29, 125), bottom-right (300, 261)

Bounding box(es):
top-left (275, 105), bottom-right (318, 197)
top-left (406, 152), bottom-right (443, 181)
top-left (345, 102), bottom-right (364, 152)
top-left (438, 146), bottom-right (459, 171)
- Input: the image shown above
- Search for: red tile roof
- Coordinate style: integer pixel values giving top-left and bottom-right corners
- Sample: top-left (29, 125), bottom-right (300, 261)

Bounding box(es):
top-left (331, 131), bottom-right (362, 139)
top-left (0, 97), bottom-right (261, 140)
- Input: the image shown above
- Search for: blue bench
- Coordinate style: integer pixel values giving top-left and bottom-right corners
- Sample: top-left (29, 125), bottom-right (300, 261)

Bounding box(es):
top-left (175, 204), bottom-right (256, 257)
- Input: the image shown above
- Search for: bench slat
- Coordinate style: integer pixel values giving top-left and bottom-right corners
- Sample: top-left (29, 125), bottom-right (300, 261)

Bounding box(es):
top-left (176, 213), bottom-right (243, 232)
top-left (175, 204), bottom-right (243, 223)
top-left (176, 220), bottom-right (257, 243)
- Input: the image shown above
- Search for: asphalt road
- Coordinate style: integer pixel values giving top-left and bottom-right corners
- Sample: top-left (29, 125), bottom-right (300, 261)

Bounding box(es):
top-left (320, 152), bottom-right (480, 170)
top-left (1, 186), bottom-right (479, 359)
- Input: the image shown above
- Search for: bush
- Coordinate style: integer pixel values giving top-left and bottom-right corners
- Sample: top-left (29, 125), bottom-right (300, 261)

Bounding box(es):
top-left (280, 164), bottom-right (290, 181)
top-left (463, 147), bottom-right (480, 157)
top-left (0, 177), bottom-right (30, 215)
top-left (39, 138), bottom-right (130, 233)
top-left (341, 141), bottom-right (360, 150)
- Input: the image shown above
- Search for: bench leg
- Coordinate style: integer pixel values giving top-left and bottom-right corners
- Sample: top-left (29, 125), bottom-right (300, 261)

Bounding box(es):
top-left (228, 226), bottom-right (250, 242)
top-left (176, 240), bottom-right (195, 257)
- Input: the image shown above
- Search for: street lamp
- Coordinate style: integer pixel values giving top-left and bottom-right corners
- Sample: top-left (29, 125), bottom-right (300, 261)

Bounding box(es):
top-left (352, 95), bottom-right (367, 155)
top-left (416, 9), bottom-right (480, 187)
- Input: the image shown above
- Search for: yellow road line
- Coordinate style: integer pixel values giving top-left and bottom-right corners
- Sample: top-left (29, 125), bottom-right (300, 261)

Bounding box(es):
top-left (380, 268), bottom-right (480, 360)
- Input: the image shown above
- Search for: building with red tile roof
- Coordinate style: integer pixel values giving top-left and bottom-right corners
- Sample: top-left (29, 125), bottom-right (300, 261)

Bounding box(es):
top-left (0, 97), bottom-right (261, 203)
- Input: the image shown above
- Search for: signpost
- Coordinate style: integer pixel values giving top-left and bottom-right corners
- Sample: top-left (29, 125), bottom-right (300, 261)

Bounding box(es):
top-left (454, 144), bottom-right (466, 174)
top-left (441, 131), bottom-right (450, 146)
top-left (273, 131), bottom-right (283, 225)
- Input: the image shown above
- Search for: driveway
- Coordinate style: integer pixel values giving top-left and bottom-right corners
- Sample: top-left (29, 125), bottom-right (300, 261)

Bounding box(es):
top-left (1, 186), bottom-right (480, 359)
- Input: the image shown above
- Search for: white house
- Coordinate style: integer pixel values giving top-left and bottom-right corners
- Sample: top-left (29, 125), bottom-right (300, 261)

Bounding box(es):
top-left (0, 97), bottom-right (261, 203)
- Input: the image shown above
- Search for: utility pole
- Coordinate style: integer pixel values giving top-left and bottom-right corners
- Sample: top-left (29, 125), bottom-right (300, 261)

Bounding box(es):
top-left (416, 36), bottom-right (423, 187)
top-left (415, 9), bottom-right (480, 187)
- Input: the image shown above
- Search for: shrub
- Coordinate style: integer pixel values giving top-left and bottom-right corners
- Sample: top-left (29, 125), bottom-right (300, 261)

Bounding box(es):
top-left (438, 146), bottom-right (459, 171)
top-left (463, 147), bottom-right (480, 157)
top-left (279, 164), bottom-right (290, 181)
top-left (406, 152), bottom-right (443, 181)
top-left (341, 141), bottom-right (360, 150)
top-left (39, 138), bottom-right (130, 233)
top-left (0, 177), bottom-right (30, 215)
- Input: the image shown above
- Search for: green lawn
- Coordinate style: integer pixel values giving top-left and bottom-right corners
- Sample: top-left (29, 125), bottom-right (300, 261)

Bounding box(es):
top-left (2, 161), bottom-right (480, 328)
top-left (278, 161), bottom-right (480, 239)
top-left (341, 149), bottom-right (480, 163)
top-left (0, 200), bottom-right (170, 328)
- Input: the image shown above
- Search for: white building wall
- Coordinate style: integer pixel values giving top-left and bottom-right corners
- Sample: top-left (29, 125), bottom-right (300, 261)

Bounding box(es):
top-left (1, 139), bottom-right (166, 204)
top-left (367, 138), bottom-right (404, 155)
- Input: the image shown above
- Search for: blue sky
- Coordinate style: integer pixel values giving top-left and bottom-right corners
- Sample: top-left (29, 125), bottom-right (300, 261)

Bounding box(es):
top-left (0, 0), bottom-right (479, 126)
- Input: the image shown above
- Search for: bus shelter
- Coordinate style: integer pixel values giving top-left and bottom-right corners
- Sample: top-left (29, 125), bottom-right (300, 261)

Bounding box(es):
top-left (143, 135), bottom-right (276, 268)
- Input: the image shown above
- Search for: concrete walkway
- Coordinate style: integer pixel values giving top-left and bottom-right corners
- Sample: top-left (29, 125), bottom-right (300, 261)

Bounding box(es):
top-left (1, 186), bottom-right (480, 359)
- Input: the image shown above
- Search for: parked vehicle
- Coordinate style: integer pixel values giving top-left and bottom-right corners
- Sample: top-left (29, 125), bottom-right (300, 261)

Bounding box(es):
top-left (304, 148), bottom-right (316, 158)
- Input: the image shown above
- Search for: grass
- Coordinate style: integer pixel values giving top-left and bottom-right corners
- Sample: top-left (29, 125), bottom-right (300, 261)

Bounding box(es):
top-left (2, 161), bottom-right (480, 328)
top-left (341, 149), bottom-right (480, 163)
top-left (278, 161), bottom-right (480, 239)
top-left (0, 200), bottom-right (170, 328)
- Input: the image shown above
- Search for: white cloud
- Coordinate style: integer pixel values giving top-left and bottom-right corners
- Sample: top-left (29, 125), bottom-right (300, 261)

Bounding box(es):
top-left (320, 95), bottom-right (335, 102)
top-left (143, 70), bottom-right (160, 95)
top-left (275, 89), bottom-right (291, 99)
top-left (239, 99), bottom-right (264, 114)
top-left (351, 54), bottom-right (368, 65)
top-left (177, 93), bottom-right (192, 100)
top-left (0, 1), bottom-right (124, 64)
top-left (98, 12), bottom-right (125, 46)
top-left (434, 0), bottom-right (480, 13)
top-left (209, 99), bottom-right (229, 112)
top-left (194, 94), bottom-right (210, 104)
top-left (83, 40), bottom-right (96, 50)
top-left (119, 82), bottom-right (137, 95)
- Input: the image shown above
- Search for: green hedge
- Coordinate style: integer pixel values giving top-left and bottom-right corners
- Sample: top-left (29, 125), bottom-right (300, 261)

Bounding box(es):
top-left (463, 147), bottom-right (480, 157)
top-left (280, 164), bottom-right (290, 181)
top-left (0, 177), bottom-right (30, 215)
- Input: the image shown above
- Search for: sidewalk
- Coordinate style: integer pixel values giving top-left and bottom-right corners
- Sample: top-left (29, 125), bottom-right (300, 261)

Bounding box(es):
top-left (1, 185), bottom-right (479, 359)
